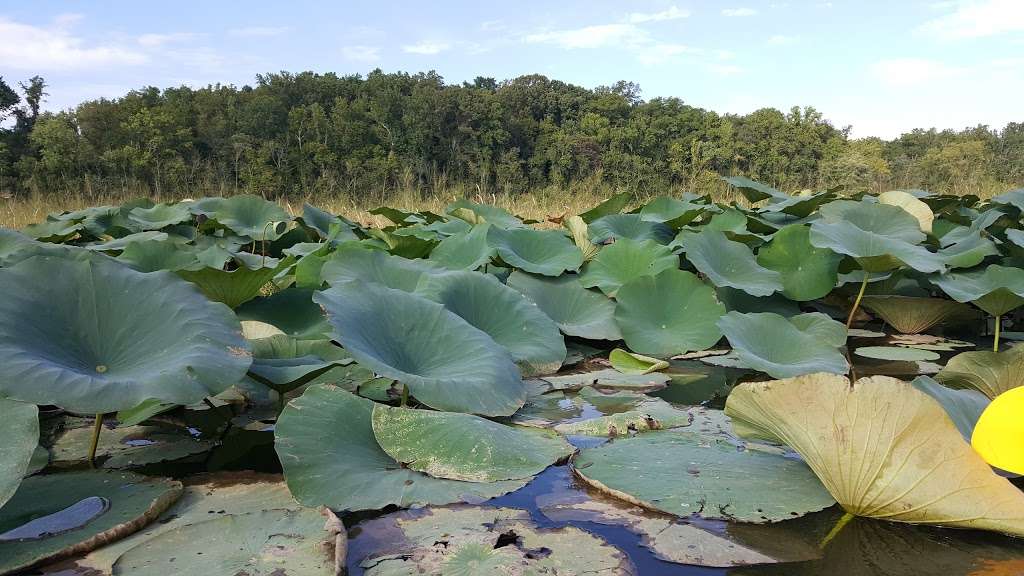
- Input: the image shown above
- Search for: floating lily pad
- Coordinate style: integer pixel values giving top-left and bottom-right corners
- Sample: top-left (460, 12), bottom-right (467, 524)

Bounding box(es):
top-left (487, 226), bottom-right (583, 276)
top-left (51, 424), bottom-right (213, 468)
top-left (684, 230), bottom-right (783, 297)
top-left (573, 430), bottom-right (835, 522)
top-left (314, 282), bottom-right (525, 416)
top-left (854, 346), bottom-right (940, 362)
top-left (540, 369), bottom-right (671, 392)
top-left (554, 396), bottom-right (691, 437)
top-left (578, 237), bottom-right (678, 296)
top-left (274, 385), bottom-right (528, 512)
top-left (0, 470), bottom-right (182, 574)
top-left (0, 400), bottom-right (38, 509)
top-left (506, 271), bottom-right (622, 341)
top-left (371, 404), bottom-right (574, 482)
top-left (717, 312), bottom-right (849, 378)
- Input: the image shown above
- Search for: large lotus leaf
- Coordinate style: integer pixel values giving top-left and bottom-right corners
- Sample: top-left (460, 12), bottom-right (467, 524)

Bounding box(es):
top-left (938, 233), bottom-right (1000, 269)
top-left (428, 222), bottom-right (494, 270)
top-left (809, 200), bottom-right (945, 273)
top-left (588, 213), bottom-right (673, 244)
top-left (614, 269), bottom-right (725, 358)
top-left (319, 243), bottom-right (445, 290)
top-left (84, 231), bottom-right (169, 252)
top-left (991, 188), bottom-right (1024, 212)
top-left (22, 217), bottom-right (86, 242)
top-left (248, 335), bottom-right (353, 393)
top-left (879, 190), bottom-right (934, 233)
top-left (0, 228), bottom-right (37, 261)
top-left (579, 191), bottom-right (632, 222)
top-left (563, 215), bottom-right (601, 262)
top-left (177, 254), bottom-right (294, 309)
top-left (50, 423), bottom-right (213, 468)
top-left (715, 286), bottom-right (802, 317)
top-left (854, 346), bottom-right (939, 361)
top-left (116, 238), bottom-right (200, 272)
top-left (761, 191), bottom-right (836, 219)
top-left (235, 288), bottom-right (331, 340)
top-left (860, 295), bottom-right (974, 334)
top-left (371, 404), bottom-right (573, 482)
top-left (0, 254), bottom-right (251, 414)
top-left (684, 230), bottom-right (783, 297)
top-left (486, 225), bottom-right (582, 276)
top-left (203, 194), bottom-right (291, 240)
top-left (415, 270), bottom-right (566, 376)
top-left (314, 281), bottom-right (524, 416)
top-left (540, 369), bottom-right (671, 392)
top-left (639, 196), bottom-right (706, 227)
top-left (275, 385), bottom-right (527, 511)
top-left (722, 175), bottom-right (785, 203)
top-left (931, 264), bottom-right (1024, 316)
top-left (573, 430), bottom-right (835, 522)
top-left (935, 347), bottom-right (1024, 399)
top-left (112, 508), bottom-right (337, 576)
top-left (725, 373), bottom-right (1024, 536)
top-left (126, 203), bottom-right (192, 230)
top-left (506, 271), bottom-right (622, 340)
top-left (578, 237), bottom-right (679, 296)
top-left (912, 375), bottom-right (989, 441)
top-left (352, 506), bottom-right (633, 576)
top-left (0, 400), bottom-right (37, 509)
top-left (756, 224), bottom-right (841, 300)
top-left (446, 199), bottom-right (524, 228)
top-left (0, 470), bottom-right (182, 574)
top-left (717, 312), bottom-right (849, 378)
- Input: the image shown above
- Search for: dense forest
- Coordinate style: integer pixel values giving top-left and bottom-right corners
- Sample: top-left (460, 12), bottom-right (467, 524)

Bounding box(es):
top-left (1, 70), bottom-right (1022, 201)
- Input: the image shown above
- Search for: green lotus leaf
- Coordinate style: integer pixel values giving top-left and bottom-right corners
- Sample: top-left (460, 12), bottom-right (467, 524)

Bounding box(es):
top-left (578, 237), bottom-right (679, 296)
top-left (247, 335), bottom-right (353, 393)
top-left (486, 226), bottom-right (583, 276)
top-left (725, 373), bottom-right (1024, 536)
top-left (320, 243), bottom-right (445, 290)
top-left (573, 430), bottom-right (835, 522)
top-left (112, 508), bottom-right (337, 575)
top-left (991, 188), bottom-right (1024, 212)
top-left (371, 404), bottom-right (573, 482)
top-left (912, 375), bottom-right (989, 441)
top-left (723, 175), bottom-right (785, 203)
top-left (365, 226), bottom-right (437, 258)
top-left (761, 191), bottom-right (837, 218)
top-left (715, 286), bottom-right (802, 317)
top-left (415, 270), bottom-right (566, 376)
top-left (639, 196), bottom-right (706, 227)
top-left (609, 348), bottom-right (669, 374)
top-left (116, 238), bottom-right (199, 272)
top-left (588, 213), bottom-right (673, 244)
top-left (23, 217), bottom-right (85, 242)
top-left (935, 347), bottom-right (1024, 399)
top-left (201, 195), bottom-right (291, 240)
top-left (854, 346), bottom-right (939, 361)
top-left (445, 199), bottom-right (524, 228)
top-left (275, 385), bottom-right (528, 511)
top-left (809, 200), bottom-right (945, 273)
top-left (0, 400), bottom-right (37, 509)
top-left (684, 230), bottom-right (783, 297)
top-left (126, 203), bottom-right (192, 230)
top-left (314, 281), bottom-right (524, 416)
top-left (235, 288), bottom-right (332, 340)
top-left (614, 269), bottom-right (724, 358)
top-left (579, 191), bottom-right (631, 222)
top-left (352, 506), bottom-right (633, 576)
top-left (930, 264), bottom-right (1024, 316)
top-left (553, 396), bottom-right (692, 437)
top-left (938, 233), bottom-right (1000, 269)
top-left (860, 295), bottom-right (975, 334)
top-left (540, 369), bottom-right (671, 392)
top-left (298, 202), bottom-right (343, 238)
top-left (0, 254), bottom-right (251, 414)
top-left (506, 271), bottom-right (622, 341)
top-left (51, 423), bottom-right (213, 468)
top-left (177, 254), bottom-right (294, 309)
top-left (717, 311), bottom-right (849, 378)
top-left (116, 398), bottom-right (177, 427)
top-left (0, 228), bottom-right (37, 262)
top-left (84, 231), bottom-right (170, 252)
top-left (756, 224), bottom-right (841, 301)
top-left (428, 222), bottom-right (495, 270)
top-left (0, 470), bottom-right (182, 574)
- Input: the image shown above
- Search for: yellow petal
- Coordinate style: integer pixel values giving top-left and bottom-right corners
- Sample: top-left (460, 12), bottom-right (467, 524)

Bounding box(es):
top-left (973, 386), bottom-right (1024, 475)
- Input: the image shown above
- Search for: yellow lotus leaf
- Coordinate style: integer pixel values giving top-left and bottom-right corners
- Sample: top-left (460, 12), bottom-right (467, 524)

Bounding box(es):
top-left (879, 190), bottom-right (934, 233)
top-left (725, 373), bottom-right (1024, 536)
top-left (972, 386), bottom-right (1024, 475)
top-left (936, 347), bottom-right (1024, 400)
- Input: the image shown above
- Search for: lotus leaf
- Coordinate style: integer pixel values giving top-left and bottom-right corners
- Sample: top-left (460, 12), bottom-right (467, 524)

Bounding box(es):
top-left (588, 213), bottom-right (674, 244)
top-left (609, 348), bottom-right (669, 374)
top-left (639, 196), bottom-right (706, 227)
top-left (564, 215), bottom-right (600, 261)
top-left (177, 254), bottom-right (294, 308)
top-left (717, 312), bottom-right (849, 378)
top-left (298, 202), bottom-right (354, 240)
top-left (912, 375), bottom-right (989, 441)
top-left (878, 190), bottom-right (934, 233)
top-left (931, 264), bottom-right (1024, 316)
top-left (51, 423), bottom-right (213, 468)
top-left (854, 346), bottom-right (939, 362)
top-left (723, 175), bottom-right (785, 203)
top-left (579, 191), bottom-right (631, 222)
top-left (371, 404), bottom-right (573, 482)
top-left (554, 397), bottom-right (691, 437)
top-left (756, 224), bottom-right (841, 300)
top-left (428, 223), bottom-right (494, 269)
top-left (860, 295), bottom-right (975, 334)
top-left (247, 335), bottom-right (354, 393)
top-left (0, 400), bottom-right (37, 509)
top-left (506, 270), bottom-right (622, 340)
top-left (684, 230), bottom-right (784, 297)
top-left (446, 199), bottom-right (524, 228)
top-left (935, 347), bottom-right (1024, 399)
top-left (972, 386), bottom-right (1024, 475)
top-left (319, 243), bottom-right (445, 290)
top-left (85, 231), bottom-right (170, 252)
top-left (991, 188), bottom-right (1024, 212)
top-left (200, 195), bottom-right (291, 240)
top-left (486, 225), bottom-right (583, 276)
top-left (540, 369), bottom-right (671, 392)
top-left (572, 430), bottom-right (835, 522)
top-left (725, 373), bottom-right (1024, 536)
top-left (613, 269), bottom-right (724, 357)
top-left (0, 254), bottom-right (251, 414)
top-left (809, 200), bottom-right (945, 273)
top-left (235, 288), bottom-right (331, 340)
top-left (578, 237), bottom-right (678, 296)
top-left (0, 470), bottom-right (182, 574)
top-left (274, 385), bottom-right (528, 511)
top-left (116, 238), bottom-right (200, 272)
top-left (23, 218), bottom-right (85, 242)
top-left (126, 203), bottom-right (192, 230)
top-left (938, 233), bottom-right (1000, 269)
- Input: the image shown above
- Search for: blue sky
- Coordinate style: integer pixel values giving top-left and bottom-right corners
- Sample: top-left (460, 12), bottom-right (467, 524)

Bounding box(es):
top-left (1, 0), bottom-right (1022, 138)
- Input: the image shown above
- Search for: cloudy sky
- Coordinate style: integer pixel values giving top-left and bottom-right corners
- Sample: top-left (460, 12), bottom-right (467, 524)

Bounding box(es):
top-left (1, 0), bottom-right (1022, 138)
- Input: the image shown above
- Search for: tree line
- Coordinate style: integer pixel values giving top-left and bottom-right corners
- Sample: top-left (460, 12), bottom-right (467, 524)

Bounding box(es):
top-left (1, 70), bottom-right (1021, 201)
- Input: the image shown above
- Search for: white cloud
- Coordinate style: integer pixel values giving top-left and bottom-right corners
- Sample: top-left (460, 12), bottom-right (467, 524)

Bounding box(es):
top-left (870, 58), bottom-right (965, 87)
top-left (767, 34), bottom-right (798, 45)
top-left (635, 43), bottom-right (701, 65)
top-left (341, 45), bottom-right (380, 62)
top-left (918, 0), bottom-right (1024, 39)
top-left (525, 24), bottom-right (649, 49)
top-left (402, 42), bottom-right (450, 55)
top-left (137, 32), bottom-right (201, 47)
top-left (0, 14), bottom-right (146, 70)
top-left (722, 7), bottom-right (758, 16)
top-left (228, 26), bottom-right (291, 38)
top-left (628, 6), bottom-right (690, 23)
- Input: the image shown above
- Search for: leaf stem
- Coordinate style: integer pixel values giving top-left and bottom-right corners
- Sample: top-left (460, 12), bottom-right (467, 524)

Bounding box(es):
top-left (88, 414), bottom-right (104, 468)
top-left (400, 383), bottom-right (409, 407)
top-left (846, 275), bottom-right (869, 329)
top-left (819, 511), bottom-right (855, 549)
top-left (994, 314), bottom-right (1002, 353)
